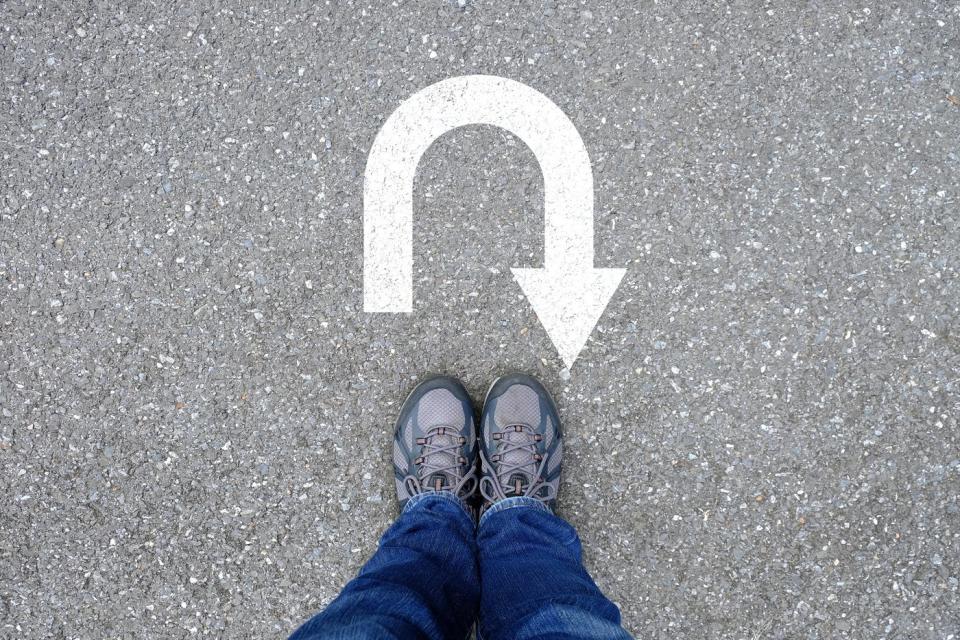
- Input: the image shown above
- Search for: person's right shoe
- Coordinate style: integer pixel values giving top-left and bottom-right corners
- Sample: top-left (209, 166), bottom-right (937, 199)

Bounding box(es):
top-left (479, 374), bottom-right (562, 512)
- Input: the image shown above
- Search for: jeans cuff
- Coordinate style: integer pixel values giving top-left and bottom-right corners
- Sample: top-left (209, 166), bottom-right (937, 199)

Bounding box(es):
top-left (478, 495), bottom-right (551, 529)
top-left (402, 490), bottom-right (475, 523)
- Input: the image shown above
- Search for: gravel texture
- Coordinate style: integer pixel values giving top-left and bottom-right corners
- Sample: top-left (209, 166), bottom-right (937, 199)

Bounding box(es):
top-left (2, 1), bottom-right (959, 638)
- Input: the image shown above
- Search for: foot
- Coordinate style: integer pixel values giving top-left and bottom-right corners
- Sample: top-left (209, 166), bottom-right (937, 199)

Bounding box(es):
top-left (479, 374), bottom-right (562, 511)
top-left (393, 376), bottom-right (478, 510)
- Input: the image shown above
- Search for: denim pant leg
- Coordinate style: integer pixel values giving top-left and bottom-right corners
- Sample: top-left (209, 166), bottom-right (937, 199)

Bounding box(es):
top-left (476, 497), bottom-right (633, 640)
top-left (290, 492), bottom-right (479, 640)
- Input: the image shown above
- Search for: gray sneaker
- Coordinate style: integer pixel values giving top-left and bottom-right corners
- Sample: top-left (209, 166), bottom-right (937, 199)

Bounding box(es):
top-left (479, 374), bottom-right (562, 511)
top-left (393, 376), bottom-right (478, 510)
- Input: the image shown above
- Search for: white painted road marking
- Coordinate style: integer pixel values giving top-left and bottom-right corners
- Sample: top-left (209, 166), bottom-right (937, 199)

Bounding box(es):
top-left (363, 74), bottom-right (625, 368)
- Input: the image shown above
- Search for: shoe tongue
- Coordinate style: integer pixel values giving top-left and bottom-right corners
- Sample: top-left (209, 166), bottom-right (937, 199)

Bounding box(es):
top-left (426, 474), bottom-right (451, 491)
top-left (423, 431), bottom-right (459, 489)
top-left (500, 429), bottom-right (536, 491)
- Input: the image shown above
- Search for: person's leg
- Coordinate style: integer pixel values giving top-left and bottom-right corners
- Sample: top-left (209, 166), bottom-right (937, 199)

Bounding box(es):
top-left (476, 375), bottom-right (632, 640)
top-left (290, 492), bottom-right (478, 640)
top-left (290, 376), bottom-right (482, 640)
top-left (477, 499), bottom-right (630, 640)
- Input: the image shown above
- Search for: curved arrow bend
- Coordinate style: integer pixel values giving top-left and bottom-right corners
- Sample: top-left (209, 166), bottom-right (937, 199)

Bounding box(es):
top-left (364, 74), bottom-right (625, 368)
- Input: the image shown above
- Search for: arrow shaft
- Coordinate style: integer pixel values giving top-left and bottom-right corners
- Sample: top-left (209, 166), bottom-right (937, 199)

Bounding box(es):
top-left (364, 75), bottom-right (595, 312)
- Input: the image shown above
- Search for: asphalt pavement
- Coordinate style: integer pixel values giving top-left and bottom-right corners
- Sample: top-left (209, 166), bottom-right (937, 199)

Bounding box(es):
top-left (1, 1), bottom-right (958, 638)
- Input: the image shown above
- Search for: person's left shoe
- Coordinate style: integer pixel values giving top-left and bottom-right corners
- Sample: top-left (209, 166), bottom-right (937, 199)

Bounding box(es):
top-left (393, 376), bottom-right (478, 511)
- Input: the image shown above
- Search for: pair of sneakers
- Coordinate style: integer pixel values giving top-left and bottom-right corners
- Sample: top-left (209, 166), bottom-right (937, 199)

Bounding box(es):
top-left (393, 374), bottom-right (562, 516)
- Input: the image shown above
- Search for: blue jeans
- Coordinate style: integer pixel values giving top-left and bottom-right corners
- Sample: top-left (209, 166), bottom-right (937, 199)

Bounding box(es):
top-left (290, 493), bottom-right (632, 640)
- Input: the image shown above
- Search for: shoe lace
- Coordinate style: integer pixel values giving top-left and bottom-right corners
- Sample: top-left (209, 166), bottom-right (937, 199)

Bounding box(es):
top-left (404, 425), bottom-right (477, 498)
top-left (479, 424), bottom-right (556, 503)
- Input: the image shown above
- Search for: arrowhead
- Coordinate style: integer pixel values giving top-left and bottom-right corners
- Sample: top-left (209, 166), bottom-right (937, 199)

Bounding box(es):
top-left (512, 267), bottom-right (626, 369)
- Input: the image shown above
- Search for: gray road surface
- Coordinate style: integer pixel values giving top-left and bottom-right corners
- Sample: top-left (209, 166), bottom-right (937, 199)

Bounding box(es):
top-left (2, 1), bottom-right (959, 638)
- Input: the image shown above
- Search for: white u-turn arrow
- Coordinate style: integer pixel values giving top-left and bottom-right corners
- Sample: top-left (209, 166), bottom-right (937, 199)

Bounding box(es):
top-left (364, 75), bottom-right (625, 368)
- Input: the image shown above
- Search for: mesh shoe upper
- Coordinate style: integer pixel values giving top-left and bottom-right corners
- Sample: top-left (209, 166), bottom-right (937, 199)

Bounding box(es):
top-left (393, 376), bottom-right (477, 509)
top-left (479, 374), bottom-right (562, 510)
